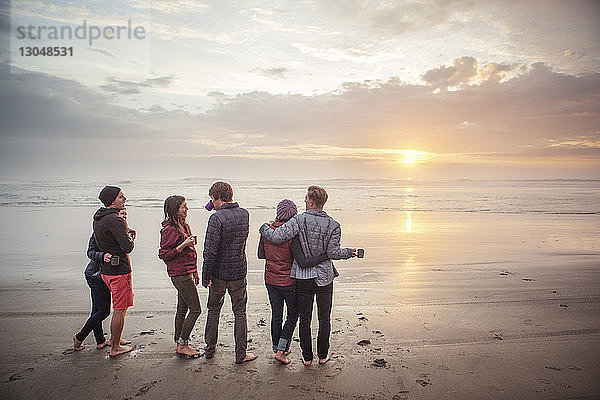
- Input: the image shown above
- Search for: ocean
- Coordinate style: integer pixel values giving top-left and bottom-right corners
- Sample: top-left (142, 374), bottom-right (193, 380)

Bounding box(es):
top-left (0, 178), bottom-right (598, 311)
top-left (1, 178), bottom-right (599, 214)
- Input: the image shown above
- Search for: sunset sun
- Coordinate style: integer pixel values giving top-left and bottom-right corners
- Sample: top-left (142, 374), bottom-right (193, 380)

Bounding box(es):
top-left (392, 149), bottom-right (432, 165)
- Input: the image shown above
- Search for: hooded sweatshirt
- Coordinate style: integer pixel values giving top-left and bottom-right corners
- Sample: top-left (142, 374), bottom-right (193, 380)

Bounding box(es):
top-left (93, 207), bottom-right (134, 275)
top-left (158, 221), bottom-right (198, 277)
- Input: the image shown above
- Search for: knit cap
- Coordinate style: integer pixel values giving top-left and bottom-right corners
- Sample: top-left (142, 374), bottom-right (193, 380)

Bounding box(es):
top-left (276, 199), bottom-right (297, 222)
top-left (98, 185), bottom-right (121, 207)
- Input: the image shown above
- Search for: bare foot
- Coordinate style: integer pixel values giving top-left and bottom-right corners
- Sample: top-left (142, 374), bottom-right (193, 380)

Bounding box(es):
top-left (107, 338), bottom-right (132, 346)
top-left (275, 356), bottom-right (290, 364)
top-left (109, 345), bottom-right (133, 357)
top-left (318, 355), bottom-right (331, 364)
top-left (236, 352), bottom-right (258, 364)
top-left (96, 341), bottom-right (110, 349)
top-left (73, 335), bottom-right (84, 351)
top-left (176, 344), bottom-right (199, 357)
top-left (275, 350), bottom-right (291, 364)
top-left (302, 358), bottom-right (312, 366)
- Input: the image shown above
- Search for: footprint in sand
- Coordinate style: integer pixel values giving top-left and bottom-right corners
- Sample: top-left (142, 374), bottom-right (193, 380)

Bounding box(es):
top-left (135, 380), bottom-right (160, 396)
top-left (545, 366), bottom-right (561, 371)
top-left (415, 372), bottom-right (432, 386)
top-left (557, 382), bottom-right (573, 389)
top-left (8, 373), bottom-right (24, 382)
top-left (372, 358), bottom-right (388, 368)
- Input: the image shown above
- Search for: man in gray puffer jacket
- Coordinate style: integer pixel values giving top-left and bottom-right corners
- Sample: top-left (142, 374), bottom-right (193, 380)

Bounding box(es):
top-left (260, 185), bottom-right (356, 365)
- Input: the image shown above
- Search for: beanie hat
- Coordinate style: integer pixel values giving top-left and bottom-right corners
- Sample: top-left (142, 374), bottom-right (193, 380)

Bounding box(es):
top-left (276, 199), bottom-right (297, 222)
top-left (98, 186), bottom-right (121, 207)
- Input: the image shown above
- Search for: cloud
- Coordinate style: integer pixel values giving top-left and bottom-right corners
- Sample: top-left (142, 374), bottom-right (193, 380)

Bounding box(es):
top-left (0, 66), bottom-right (153, 139)
top-left (479, 0), bottom-right (600, 74)
top-left (478, 62), bottom-right (516, 83)
top-left (0, 2), bottom-right (10, 34)
top-left (86, 47), bottom-right (116, 58)
top-left (254, 67), bottom-right (289, 79)
top-left (423, 57), bottom-right (523, 89)
top-left (550, 138), bottom-right (600, 149)
top-left (130, 0), bottom-right (209, 14)
top-left (201, 61), bottom-right (600, 158)
top-left (1, 60), bottom-right (598, 179)
top-left (100, 75), bottom-right (175, 94)
top-left (312, 0), bottom-right (474, 37)
top-left (422, 56), bottom-right (478, 90)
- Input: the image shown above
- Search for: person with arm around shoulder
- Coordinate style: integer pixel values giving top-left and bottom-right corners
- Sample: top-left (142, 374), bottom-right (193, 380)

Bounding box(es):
top-left (257, 199), bottom-right (329, 364)
top-left (260, 185), bottom-right (357, 365)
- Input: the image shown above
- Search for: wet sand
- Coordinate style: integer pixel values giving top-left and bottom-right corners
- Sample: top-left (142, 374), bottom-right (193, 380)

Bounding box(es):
top-left (1, 207), bottom-right (599, 399)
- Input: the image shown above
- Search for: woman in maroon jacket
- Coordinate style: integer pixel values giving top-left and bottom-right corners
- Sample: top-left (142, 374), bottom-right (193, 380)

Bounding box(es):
top-left (258, 199), bottom-right (327, 364)
top-left (159, 195), bottom-right (201, 357)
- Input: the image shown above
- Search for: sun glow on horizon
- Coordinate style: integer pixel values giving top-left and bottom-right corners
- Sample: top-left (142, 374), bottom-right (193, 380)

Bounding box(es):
top-left (391, 149), bottom-right (433, 165)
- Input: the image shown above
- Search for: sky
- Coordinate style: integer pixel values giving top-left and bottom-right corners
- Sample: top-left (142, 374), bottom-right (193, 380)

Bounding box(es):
top-left (0, 0), bottom-right (599, 181)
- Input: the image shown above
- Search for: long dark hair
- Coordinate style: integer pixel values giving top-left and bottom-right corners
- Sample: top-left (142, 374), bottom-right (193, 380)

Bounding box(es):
top-left (163, 195), bottom-right (191, 237)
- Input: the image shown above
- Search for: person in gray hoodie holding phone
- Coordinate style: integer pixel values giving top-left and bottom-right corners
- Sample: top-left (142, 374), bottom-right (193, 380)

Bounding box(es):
top-left (259, 185), bottom-right (357, 365)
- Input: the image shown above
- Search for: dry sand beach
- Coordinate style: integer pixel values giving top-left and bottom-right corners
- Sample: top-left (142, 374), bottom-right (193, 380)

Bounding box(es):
top-left (1, 206), bottom-right (599, 399)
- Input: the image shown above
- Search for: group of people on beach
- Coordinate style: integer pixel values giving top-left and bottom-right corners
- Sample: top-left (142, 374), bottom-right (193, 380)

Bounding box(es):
top-left (73, 181), bottom-right (359, 365)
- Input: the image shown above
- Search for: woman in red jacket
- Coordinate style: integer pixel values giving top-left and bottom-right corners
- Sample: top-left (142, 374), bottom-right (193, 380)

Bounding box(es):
top-left (159, 195), bottom-right (201, 357)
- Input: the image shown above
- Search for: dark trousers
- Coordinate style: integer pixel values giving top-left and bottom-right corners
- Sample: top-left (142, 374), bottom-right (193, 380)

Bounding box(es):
top-left (204, 276), bottom-right (248, 363)
top-left (297, 278), bottom-right (333, 361)
top-left (265, 283), bottom-right (298, 353)
top-left (76, 276), bottom-right (111, 345)
top-left (171, 273), bottom-right (202, 345)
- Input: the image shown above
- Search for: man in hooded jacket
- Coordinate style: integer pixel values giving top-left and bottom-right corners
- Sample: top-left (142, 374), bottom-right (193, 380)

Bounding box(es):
top-left (93, 185), bottom-right (135, 357)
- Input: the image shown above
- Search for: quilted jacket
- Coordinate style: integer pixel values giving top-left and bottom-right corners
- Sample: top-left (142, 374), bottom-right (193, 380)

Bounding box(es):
top-left (259, 209), bottom-right (352, 286)
top-left (202, 202), bottom-right (249, 287)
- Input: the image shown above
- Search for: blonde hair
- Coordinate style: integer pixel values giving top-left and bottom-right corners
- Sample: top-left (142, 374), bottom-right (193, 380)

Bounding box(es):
top-left (307, 185), bottom-right (328, 208)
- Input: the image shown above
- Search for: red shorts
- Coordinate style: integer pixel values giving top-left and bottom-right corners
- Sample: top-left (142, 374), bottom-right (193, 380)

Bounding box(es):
top-left (101, 273), bottom-right (134, 310)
